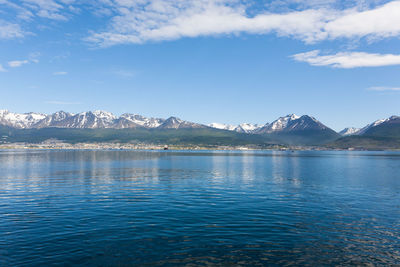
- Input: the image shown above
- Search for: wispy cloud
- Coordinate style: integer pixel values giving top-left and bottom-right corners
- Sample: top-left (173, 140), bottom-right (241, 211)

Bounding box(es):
top-left (53, 71), bottom-right (68, 75)
top-left (29, 52), bottom-right (40, 63)
top-left (45, 100), bottom-right (81, 105)
top-left (6, 54), bottom-right (40, 69)
top-left (368, 86), bottom-right (400, 91)
top-left (0, 19), bottom-right (26, 39)
top-left (2, 0), bottom-right (400, 47)
top-left (86, 1), bottom-right (333, 47)
top-left (292, 50), bottom-right (400, 68)
top-left (20, 0), bottom-right (73, 21)
top-left (8, 60), bottom-right (29, 68)
top-left (0, 64), bottom-right (6, 72)
top-left (0, 0), bottom-right (76, 41)
top-left (112, 69), bottom-right (136, 78)
top-left (86, 0), bottom-right (400, 47)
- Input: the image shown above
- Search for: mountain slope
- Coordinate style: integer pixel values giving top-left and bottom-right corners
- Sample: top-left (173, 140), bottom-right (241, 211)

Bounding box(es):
top-left (255, 115), bottom-right (340, 145)
top-left (256, 114), bottom-right (331, 134)
top-left (208, 123), bottom-right (237, 131)
top-left (363, 116), bottom-right (400, 138)
top-left (208, 122), bottom-right (261, 133)
top-left (158, 117), bottom-right (206, 129)
top-left (117, 114), bottom-right (164, 128)
top-left (0, 110), bottom-right (46, 129)
top-left (330, 116), bottom-right (400, 149)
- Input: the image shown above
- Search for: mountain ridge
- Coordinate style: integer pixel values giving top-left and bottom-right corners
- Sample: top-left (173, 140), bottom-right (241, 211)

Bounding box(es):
top-left (331, 116), bottom-right (400, 150)
top-left (0, 110), bottom-right (200, 130)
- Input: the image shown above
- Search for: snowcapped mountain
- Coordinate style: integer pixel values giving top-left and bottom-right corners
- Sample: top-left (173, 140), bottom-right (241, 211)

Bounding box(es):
top-left (36, 111), bottom-right (117, 129)
top-left (235, 123), bottom-right (261, 133)
top-left (339, 127), bottom-right (361, 136)
top-left (208, 114), bottom-right (331, 135)
top-left (357, 118), bottom-right (390, 135)
top-left (2, 110), bottom-right (397, 141)
top-left (333, 115), bottom-right (400, 149)
top-left (208, 123), bottom-right (237, 131)
top-left (0, 110), bottom-right (207, 130)
top-left (388, 115), bottom-right (400, 121)
top-left (158, 117), bottom-right (206, 129)
top-left (208, 122), bottom-right (261, 133)
top-left (33, 111), bottom-right (74, 128)
top-left (0, 110), bottom-right (46, 129)
top-left (65, 111), bottom-right (117, 128)
top-left (255, 114), bottom-right (330, 134)
top-left (258, 114), bottom-right (299, 133)
top-left (117, 114), bottom-right (165, 129)
top-left (339, 116), bottom-right (399, 136)
top-left (355, 115), bottom-right (400, 136)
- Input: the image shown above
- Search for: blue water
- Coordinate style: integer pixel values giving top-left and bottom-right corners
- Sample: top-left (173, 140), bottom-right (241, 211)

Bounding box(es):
top-left (1, 150), bottom-right (400, 266)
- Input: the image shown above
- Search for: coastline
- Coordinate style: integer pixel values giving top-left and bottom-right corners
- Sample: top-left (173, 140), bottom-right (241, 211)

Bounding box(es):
top-left (1, 142), bottom-right (399, 151)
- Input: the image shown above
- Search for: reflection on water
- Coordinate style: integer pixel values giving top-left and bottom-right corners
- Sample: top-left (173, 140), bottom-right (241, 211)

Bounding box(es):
top-left (1, 150), bottom-right (400, 266)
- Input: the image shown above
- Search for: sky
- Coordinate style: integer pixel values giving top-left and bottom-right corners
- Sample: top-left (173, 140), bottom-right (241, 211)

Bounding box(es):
top-left (0, 0), bottom-right (400, 131)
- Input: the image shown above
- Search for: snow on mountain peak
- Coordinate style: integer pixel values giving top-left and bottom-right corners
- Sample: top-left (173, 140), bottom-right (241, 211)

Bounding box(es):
top-left (238, 123), bottom-right (260, 131)
top-left (0, 111), bottom-right (46, 129)
top-left (288, 114), bottom-right (300, 120)
top-left (208, 123), bottom-right (237, 131)
top-left (208, 122), bottom-right (261, 133)
top-left (92, 110), bottom-right (116, 120)
top-left (339, 127), bottom-right (361, 136)
top-left (1, 110), bottom-right (396, 135)
top-left (269, 114), bottom-right (299, 131)
top-left (358, 118), bottom-right (389, 135)
top-left (120, 113), bottom-right (164, 128)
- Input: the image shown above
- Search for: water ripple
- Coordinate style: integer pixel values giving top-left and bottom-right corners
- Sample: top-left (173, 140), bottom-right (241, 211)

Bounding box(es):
top-left (0, 150), bottom-right (400, 266)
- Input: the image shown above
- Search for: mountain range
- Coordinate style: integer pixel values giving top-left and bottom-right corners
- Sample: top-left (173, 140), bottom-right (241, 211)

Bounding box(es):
top-left (331, 116), bottom-right (400, 150)
top-left (0, 110), bottom-right (399, 149)
top-left (0, 110), bottom-right (205, 130)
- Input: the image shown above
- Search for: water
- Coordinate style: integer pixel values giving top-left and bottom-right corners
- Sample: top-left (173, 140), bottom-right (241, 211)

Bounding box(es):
top-left (0, 150), bottom-right (400, 266)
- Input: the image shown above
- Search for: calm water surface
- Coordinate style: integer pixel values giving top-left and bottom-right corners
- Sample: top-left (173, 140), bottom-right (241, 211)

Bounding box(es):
top-left (0, 150), bottom-right (400, 266)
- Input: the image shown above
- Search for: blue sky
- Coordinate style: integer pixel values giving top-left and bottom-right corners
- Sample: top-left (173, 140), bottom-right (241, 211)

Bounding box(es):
top-left (1, 0), bottom-right (400, 131)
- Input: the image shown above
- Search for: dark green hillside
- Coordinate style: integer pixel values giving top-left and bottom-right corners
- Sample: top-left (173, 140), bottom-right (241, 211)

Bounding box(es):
top-left (1, 127), bottom-right (276, 147)
top-left (0, 126), bottom-right (344, 147)
top-left (363, 119), bottom-right (400, 138)
top-left (329, 135), bottom-right (400, 150)
top-left (266, 129), bottom-right (341, 146)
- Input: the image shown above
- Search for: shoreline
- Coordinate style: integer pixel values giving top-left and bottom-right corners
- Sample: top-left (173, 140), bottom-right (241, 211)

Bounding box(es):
top-left (0, 142), bottom-right (399, 152)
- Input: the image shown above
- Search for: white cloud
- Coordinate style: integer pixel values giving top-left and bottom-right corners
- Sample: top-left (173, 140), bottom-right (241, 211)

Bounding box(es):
top-left (21, 0), bottom-right (73, 20)
top-left (86, 1), bottom-right (333, 46)
top-left (324, 1), bottom-right (400, 40)
top-left (292, 50), bottom-right (400, 68)
top-left (368, 86), bottom-right (400, 91)
top-left (2, 0), bottom-right (400, 47)
top-left (53, 71), bottom-right (68, 75)
top-left (86, 0), bottom-right (400, 47)
top-left (0, 0), bottom-right (77, 24)
top-left (0, 20), bottom-right (25, 39)
top-left (8, 60), bottom-right (29, 68)
top-left (6, 55), bottom-right (40, 68)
